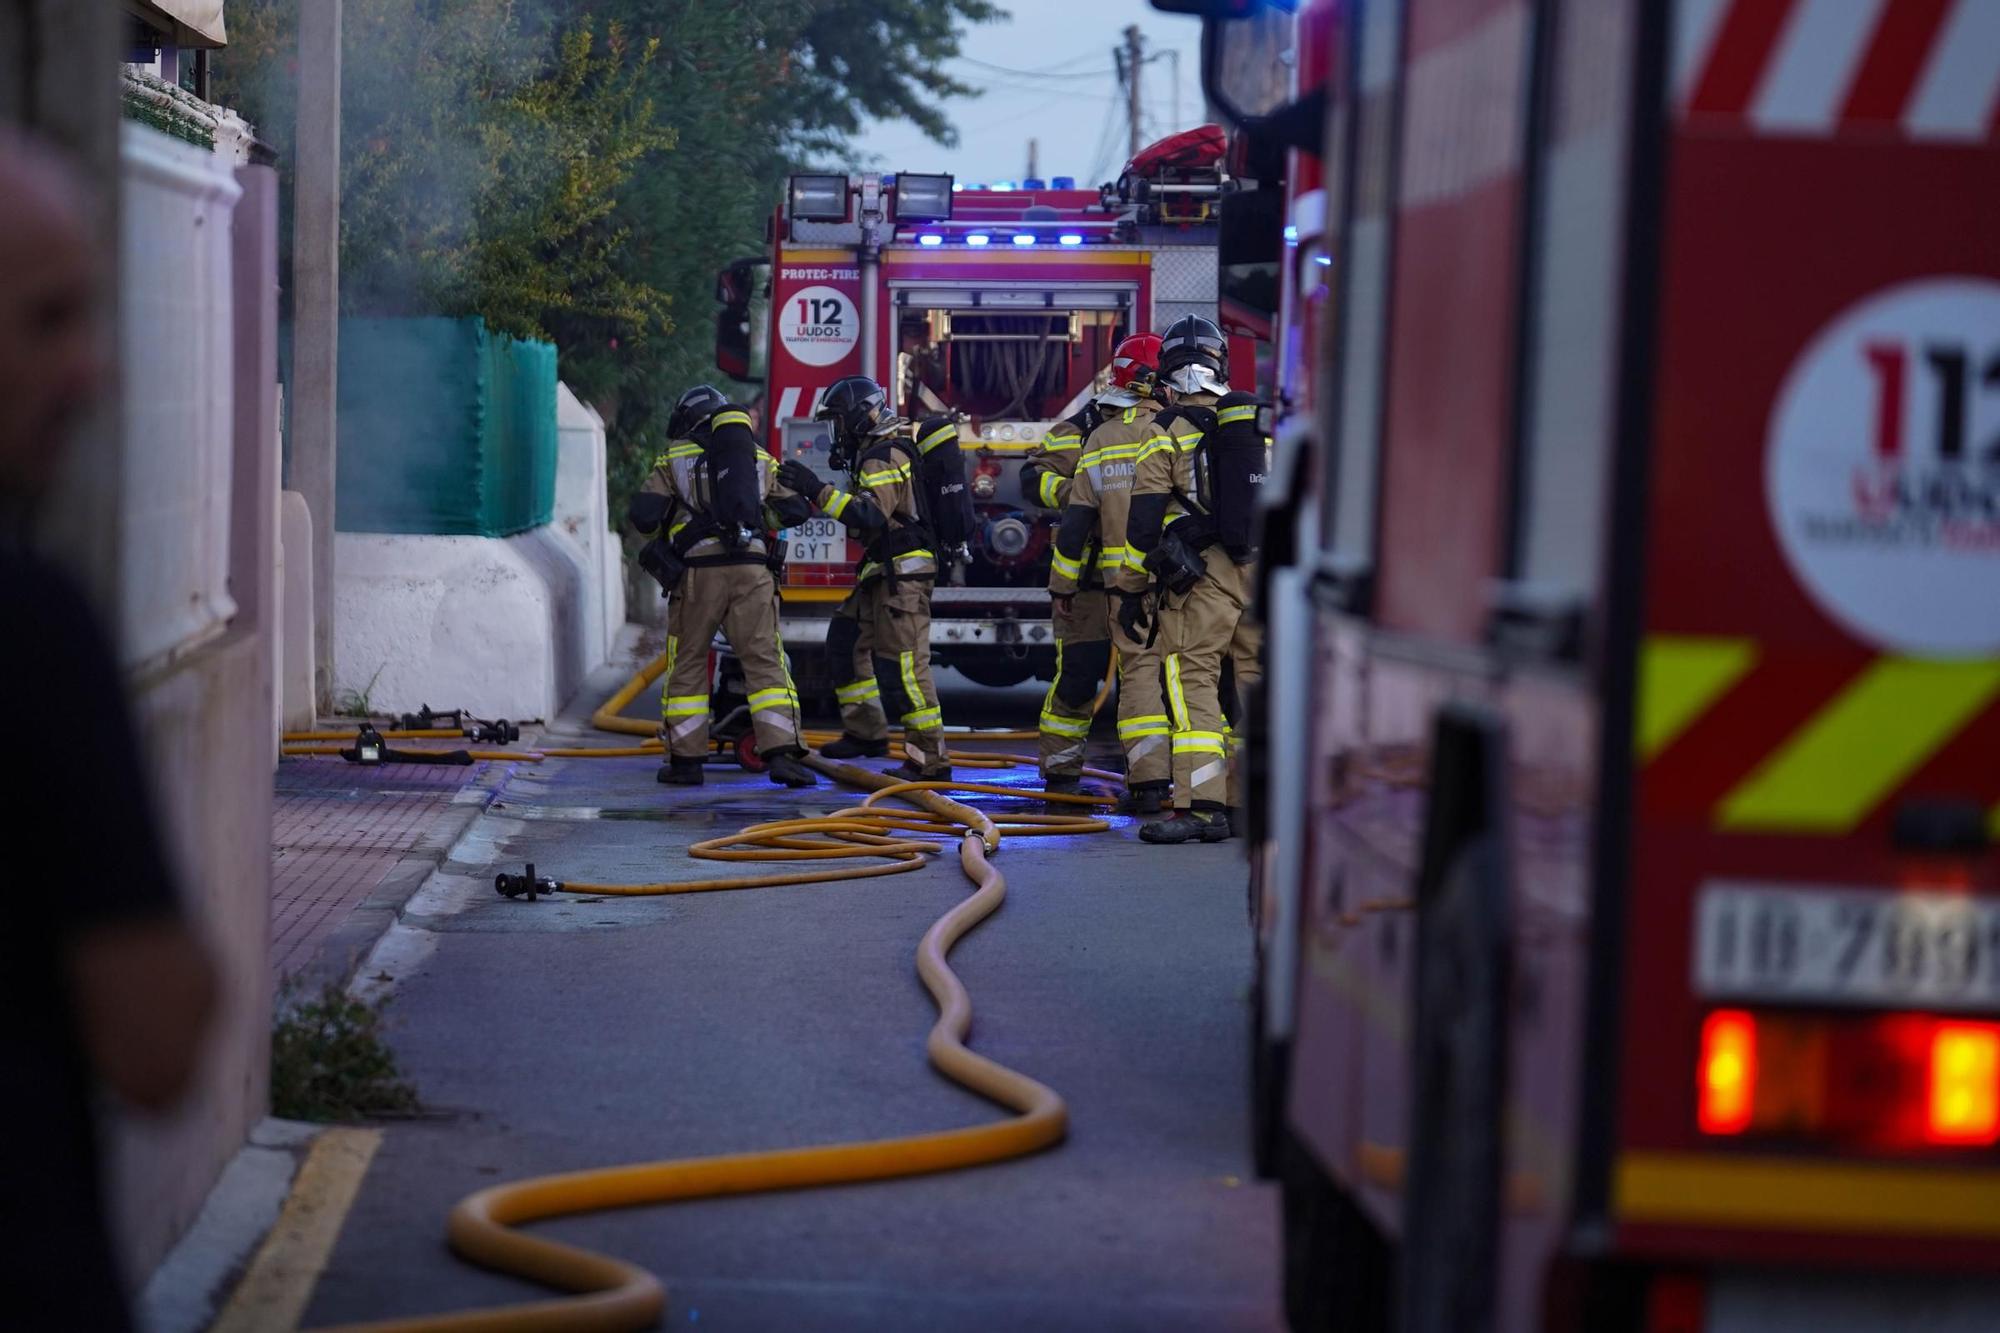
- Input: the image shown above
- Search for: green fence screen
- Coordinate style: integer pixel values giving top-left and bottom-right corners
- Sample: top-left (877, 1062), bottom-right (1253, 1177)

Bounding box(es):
top-left (335, 317), bottom-right (558, 537)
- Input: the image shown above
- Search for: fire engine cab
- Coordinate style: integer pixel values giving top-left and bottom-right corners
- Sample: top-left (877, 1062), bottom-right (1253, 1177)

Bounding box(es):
top-left (714, 147), bottom-right (1259, 700)
top-left (1164, 0), bottom-right (2000, 1329)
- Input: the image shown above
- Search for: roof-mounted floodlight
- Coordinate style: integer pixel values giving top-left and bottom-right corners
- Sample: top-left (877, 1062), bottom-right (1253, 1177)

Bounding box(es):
top-left (891, 173), bottom-right (954, 222)
top-left (789, 174), bottom-right (849, 222)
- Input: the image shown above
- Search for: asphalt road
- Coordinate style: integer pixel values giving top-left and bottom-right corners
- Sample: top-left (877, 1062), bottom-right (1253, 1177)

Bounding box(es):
top-left (303, 659), bottom-right (1282, 1331)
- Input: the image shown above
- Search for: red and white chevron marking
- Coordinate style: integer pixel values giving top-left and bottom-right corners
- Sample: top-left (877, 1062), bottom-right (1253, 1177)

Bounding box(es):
top-left (1675, 0), bottom-right (2000, 140)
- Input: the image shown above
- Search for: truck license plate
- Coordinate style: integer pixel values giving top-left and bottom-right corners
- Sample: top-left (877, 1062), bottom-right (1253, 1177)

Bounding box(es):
top-left (783, 517), bottom-right (847, 564)
top-left (1694, 881), bottom-right (2000, 1011)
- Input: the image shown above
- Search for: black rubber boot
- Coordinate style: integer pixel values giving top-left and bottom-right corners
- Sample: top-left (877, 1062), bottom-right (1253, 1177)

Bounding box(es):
top-left (765, 751), bottom-right (817, 788)
top-left (1041, 774), bottom-right (1083, 794)
top-left (1117, 781), bottom-right (1170, 816)
top-left (656, 756), bottom-right (704, 786)
top-left (1139, 808), bottom-right (1231, 844)
top-left (898, 758), bottom-right (953, 782)
top-left (820, 733), bottom-right (889, 759)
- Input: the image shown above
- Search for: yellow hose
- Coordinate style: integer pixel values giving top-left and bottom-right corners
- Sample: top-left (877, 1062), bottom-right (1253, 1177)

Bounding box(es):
top-left (590, 649), bottom-right (1116, 747)
top-left (317, 756), bottom-right (1096, 1333)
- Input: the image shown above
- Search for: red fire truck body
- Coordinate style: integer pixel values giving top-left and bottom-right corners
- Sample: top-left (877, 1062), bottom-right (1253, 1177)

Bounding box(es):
top-left (1218, 0), bottom-right (2000, 1327)
top-left (734, 168), bottom-right (1254, 697)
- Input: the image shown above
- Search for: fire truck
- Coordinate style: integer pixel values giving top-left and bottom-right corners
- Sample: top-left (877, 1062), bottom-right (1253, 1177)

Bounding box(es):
top-left (713, 156), bottom-right (1259, 700)
top-left (1171, 0), bottom-right (2000, 1329)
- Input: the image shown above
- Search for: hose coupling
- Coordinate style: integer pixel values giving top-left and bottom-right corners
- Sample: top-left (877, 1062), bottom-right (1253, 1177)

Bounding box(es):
top-left (495, 862), bottom-right (561, 901)
top-left (465, 719), bottom-right (522, 744)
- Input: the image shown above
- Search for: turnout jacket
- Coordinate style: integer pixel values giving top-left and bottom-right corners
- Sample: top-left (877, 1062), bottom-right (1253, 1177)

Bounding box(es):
top-left (1049, 399), bottom-right (1171, 598)
top-left (1019, 402), bottom-right (1098, 511)
top-left (813, 423), bottom-right (937, 584)
top-left (1127, 389), bottom-right (1220, 570)
top-left (630, 405), bottom-right (811, 565)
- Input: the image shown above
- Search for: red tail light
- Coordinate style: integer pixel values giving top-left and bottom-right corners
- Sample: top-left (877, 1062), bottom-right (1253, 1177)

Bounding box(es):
top-left (1930, 1023), bottom-right (2000, 1145)
top-left (1698, 1010), bottom-right (1757, 1135)
top-left (1696, 1010), bottom-right (2000, 1149)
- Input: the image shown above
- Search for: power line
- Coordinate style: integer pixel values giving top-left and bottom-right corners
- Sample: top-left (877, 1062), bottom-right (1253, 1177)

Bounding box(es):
top-left (956, 50), bottom-right (1116, 79)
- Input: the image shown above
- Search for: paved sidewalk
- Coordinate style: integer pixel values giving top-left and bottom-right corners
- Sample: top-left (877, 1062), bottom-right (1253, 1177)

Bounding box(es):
top-left (271, 758), bottom-right (502, 987)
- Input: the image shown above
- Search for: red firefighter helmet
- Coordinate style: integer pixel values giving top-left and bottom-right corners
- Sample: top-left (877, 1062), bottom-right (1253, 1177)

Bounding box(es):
top-left (1109, 333), bottom-right (1163, 391)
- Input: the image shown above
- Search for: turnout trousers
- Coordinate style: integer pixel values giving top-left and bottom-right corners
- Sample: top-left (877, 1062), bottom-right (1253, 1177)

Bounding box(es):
top-left (1157, 554), bottom-right (1256, 810)
top-left (660, 564), bottom-right (802, 760)
top-left (831, 577), bottom-right (947, 770)
top-left (1037, 590), bottom-right (1112, 779)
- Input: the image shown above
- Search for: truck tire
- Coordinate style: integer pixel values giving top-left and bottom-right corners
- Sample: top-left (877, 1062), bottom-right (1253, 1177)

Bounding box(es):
top-left (951, 657), bottom-right (1034, 689)
top-left (1282, 1131), bottom-right (1391, 1333)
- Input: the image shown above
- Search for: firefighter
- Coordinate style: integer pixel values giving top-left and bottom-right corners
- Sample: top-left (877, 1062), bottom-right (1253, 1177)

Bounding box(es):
top-left (1022, 333), bottom-right (1165, 793)
top-left (1047, 342), bottom-right (1177, 814)
top-left (1126, 316), bottom-right (1268, 844)
top-left (779, 375), bottom-right (951, 779)
top-left (627, 384), bottom-right (819, 789)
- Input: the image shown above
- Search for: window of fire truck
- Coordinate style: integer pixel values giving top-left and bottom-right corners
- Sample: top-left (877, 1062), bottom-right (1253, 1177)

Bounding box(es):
top-left (890, 305), bottom-right (1126, 425)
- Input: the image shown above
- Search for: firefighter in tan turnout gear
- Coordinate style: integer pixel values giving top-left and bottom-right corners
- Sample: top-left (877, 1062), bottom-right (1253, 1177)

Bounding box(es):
top-left (779, 375), bottom-right (952, 779)
top-left (1047, 342), bottom-right (1177, 815)
top-left (1023, 333), bottom-right (1167, 799)
top-left (1126, 316), bottom-right (1268, 844)
top-left (627, 385), bottom-right (818, 790)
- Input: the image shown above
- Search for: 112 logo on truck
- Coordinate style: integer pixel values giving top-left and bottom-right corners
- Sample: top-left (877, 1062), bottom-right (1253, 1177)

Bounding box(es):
top-left (1766, 278), bottom-right (2000, 658)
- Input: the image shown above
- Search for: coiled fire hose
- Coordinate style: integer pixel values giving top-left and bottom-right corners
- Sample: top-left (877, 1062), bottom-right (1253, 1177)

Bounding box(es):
top-left (317, 753), bottom-right (1114, 1333)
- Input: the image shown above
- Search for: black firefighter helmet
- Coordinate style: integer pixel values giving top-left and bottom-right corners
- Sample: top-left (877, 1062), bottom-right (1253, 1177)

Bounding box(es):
top-left (814, 374), bottom-right (890, 467)
top-left (667, 383), bottom-right (728, 440)
top-left (1158, 315), bottom-right (1229, 397)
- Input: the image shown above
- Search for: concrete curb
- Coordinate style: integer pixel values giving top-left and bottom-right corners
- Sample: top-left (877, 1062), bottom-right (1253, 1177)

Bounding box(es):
top-left (282, 762), bottom-right (510, 1000)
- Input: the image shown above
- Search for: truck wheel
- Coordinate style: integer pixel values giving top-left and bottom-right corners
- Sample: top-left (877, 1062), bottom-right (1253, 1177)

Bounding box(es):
top-left (1282, 1132), bottom-right (1391, 1333)
top-left (952, 657), bottom-right (1033, 689)
top-left (735, 731), bottom-right (765, 772)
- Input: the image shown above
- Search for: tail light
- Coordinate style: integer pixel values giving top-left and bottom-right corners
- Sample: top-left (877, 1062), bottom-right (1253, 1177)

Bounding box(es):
top-left (971, 459), bottom-right (1001, 500)
top-left (1696, 1010), bottom-right (2000, 1149)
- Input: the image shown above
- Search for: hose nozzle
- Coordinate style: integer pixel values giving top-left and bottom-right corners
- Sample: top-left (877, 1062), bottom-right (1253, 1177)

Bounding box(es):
top-left (495, 862), bottom-right (560, 901)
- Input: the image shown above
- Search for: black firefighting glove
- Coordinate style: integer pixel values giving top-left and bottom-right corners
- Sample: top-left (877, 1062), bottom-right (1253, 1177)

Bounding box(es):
top-left (777, 459), bottom-right (825, 500)
top-left (1116, 591), bottom-right (1151, 640)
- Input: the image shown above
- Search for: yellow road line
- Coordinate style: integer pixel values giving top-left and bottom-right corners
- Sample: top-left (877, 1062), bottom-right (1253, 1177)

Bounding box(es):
top-left (212, 1127), bottom-right (382, 1333)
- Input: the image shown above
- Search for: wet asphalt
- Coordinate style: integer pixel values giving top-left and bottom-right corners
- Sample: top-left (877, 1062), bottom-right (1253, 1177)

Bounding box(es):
top-left (302, 658), bottom-right (1283, 1331)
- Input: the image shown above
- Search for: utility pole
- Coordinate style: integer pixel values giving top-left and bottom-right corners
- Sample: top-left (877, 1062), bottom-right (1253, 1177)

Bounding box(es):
top-left (294, 0), bottom-right (342, 711)
top-left (1123, 25), bottom-right (1145, 161)
top-left (1027, 137), bottom-right (1039, 182)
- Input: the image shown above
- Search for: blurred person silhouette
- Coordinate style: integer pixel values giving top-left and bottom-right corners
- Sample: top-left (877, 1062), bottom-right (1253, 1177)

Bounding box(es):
top-left (0, 128), bottom-right (218, 1331)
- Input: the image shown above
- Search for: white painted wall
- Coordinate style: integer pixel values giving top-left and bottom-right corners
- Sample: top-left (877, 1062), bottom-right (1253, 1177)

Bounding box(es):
top-left (278, 491), bottom-right (316, 733)
top-left (334, 526), bottom-right (603, 720)
top-left (553, 384), bottom-right (624, 657)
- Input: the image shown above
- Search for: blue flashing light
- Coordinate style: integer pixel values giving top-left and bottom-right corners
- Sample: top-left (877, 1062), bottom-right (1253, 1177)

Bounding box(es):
top-left (1058, 233), bottom-right (1084, 247)
top-left (966, 233), bottom-right (991, 246)
top-left (1313, 253), bottom-right (1332, 266)
top-left (993, 179), bottom-right (1017, 191)
top-left (1023, 178), bottom-right (1047, 190)
top-left (1052, 176), bottom-right (1076, 189)
top-left (1012, 233), bottom-right (1036, 246)
top-left (1284, 224), bottom-right (1300, 244)
top-left (918, 233), bottom-right (944, 246)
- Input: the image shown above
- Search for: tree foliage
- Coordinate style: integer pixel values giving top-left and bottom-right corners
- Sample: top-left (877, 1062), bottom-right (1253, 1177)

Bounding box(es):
top-left (214, 0), bottom-right (1005, 507)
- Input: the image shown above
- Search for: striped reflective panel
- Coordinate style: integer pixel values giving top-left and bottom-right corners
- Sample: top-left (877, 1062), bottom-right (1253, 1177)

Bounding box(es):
top-left (1040, 711), bottom-right (1092, 739)
top-left (1096, 545), bottom-right (1130, 570)
top-left (1117, 714), bottom-right (1170, 739)
top-left (917, 424), bottom-right (957, 455)
top-left (863, 462), bottom-right (912, 486)
top-left (1636, 635), bottom-right (1759, 760)
top-left (1050, 548), bottom-right (1084, 581)
top-left (1043, 431), bottom-right (1083, 453)
top-left (1717, 659), bottom-right (2000, 833)
top-left (836, 678), bottom-right (880, 704)
top-left (1172, 731), bottom-right (1228, 755)
top-left (823, 490), bottom-right (852, 519)
top-left (1216, 404), bottom-right (1258, 424)
top-left (662, 694), bottom-right (708, 719)
top-left (748, 686), bottom-right (798, 714)
top-left (1037, 471), bottom-right (1066, 507)
top-left (711, 410), bottom-right (753, 429)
